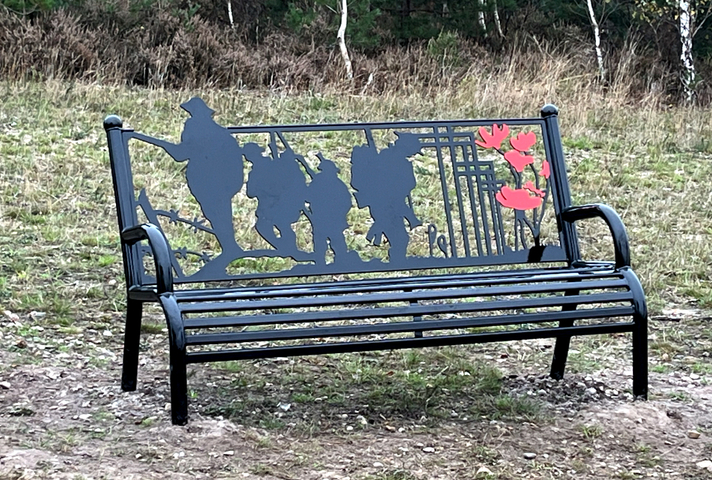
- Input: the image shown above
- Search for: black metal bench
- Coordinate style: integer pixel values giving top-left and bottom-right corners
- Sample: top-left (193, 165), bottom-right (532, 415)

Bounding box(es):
top-left (103, 99), bottom-right (648, 425)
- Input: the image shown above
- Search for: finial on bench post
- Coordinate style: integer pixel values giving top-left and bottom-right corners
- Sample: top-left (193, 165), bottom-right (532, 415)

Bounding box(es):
top-left (541, 104), bottom-right (559, 118)
top-left (104, 115), bottom-right (123, 130)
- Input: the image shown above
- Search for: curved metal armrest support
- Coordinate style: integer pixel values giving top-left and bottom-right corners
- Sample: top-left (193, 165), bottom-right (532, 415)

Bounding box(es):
top-left (121, 223), bottom-right (174, 294)
top-left (561, 204), bottom-right (630, 269)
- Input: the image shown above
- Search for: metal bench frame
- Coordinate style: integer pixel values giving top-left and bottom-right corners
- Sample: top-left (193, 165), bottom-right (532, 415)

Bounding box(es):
top-left (104, 101), bottom-right (648, 425)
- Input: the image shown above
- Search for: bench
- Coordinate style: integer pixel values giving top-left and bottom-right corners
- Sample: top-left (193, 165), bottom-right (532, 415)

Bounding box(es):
top-left (103, 99), bottom-right (648, 425)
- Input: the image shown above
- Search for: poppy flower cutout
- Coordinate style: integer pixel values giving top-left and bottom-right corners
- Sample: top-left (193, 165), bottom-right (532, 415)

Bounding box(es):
top-left (496, 185), bottom-right (544, 210)
top-left (476, 124), bottom-right (510, 149)
top-left (503, 150), bottom-right (535, 172)
top-left (523, 181), bottom-right (545, 198)
top-left (510, 131), bottom-right (536, 152)
top-left (540, 159), bottom-right (550, 178)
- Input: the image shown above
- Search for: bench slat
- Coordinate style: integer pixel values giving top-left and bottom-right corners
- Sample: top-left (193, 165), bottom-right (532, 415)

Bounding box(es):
top-left (184, 292), bottom-right (633, 334)
top-left (185, 321), bottom-right (636, 362)
top-left (185, 305), bottom-right (633, 346)
top-left (171, 267), bottom-right (622, 303)
top-left (180, 278), bottom-right (629, 315)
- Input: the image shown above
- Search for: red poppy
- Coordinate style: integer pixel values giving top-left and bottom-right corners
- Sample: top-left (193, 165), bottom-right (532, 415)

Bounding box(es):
top-left (496, 185), bottom-right (544, 210)
top-left (476, 124), bottom-right (510, 149)
top-left (503, 150), bottom-right (535, 172)
top-left (510, 131), bottom-right (536, 152)
top-left (540, 159), bottom-right (550, 178)
top-left (523, 181), bottom-right (545, 197)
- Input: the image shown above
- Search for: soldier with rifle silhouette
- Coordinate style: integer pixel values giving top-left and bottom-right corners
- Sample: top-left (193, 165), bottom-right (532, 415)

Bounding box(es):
top-left (132, 97), bottom-right (244, 264)
top-left (350, 131), bottom-right (423, 262)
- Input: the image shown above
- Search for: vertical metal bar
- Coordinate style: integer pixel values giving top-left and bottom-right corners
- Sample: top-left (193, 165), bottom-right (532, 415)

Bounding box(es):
top-left (159, 294), bottom-right (188, 425)
top-left (623, 268), bottom-right (648, 399)
top-left (447, 128), bottom-right (471, 257)
top-left (461, 140), bottom-right (485, 256)
top-left (540, 106), bottom-right (580, 263)
top-left (542, 108), bottom-right (584, 379)
top-left (104, 117), bottom-right (143, 287)
top-left (488, 181), bottom-right (505, 255)
top-left (632, 314), bottom-right (648, 399)
top-left (121, 299), bottom-right (143, 391)
top-left (466, 136), bottom-right (491, 256)
top-left (549, 287), bottom-right (579, 380)
top-left (405, 287), bottom-right (423, 338)
top-left (433, 127), bottom-right (458, 258)
top-left (469, 131), bottom-right (504, 256)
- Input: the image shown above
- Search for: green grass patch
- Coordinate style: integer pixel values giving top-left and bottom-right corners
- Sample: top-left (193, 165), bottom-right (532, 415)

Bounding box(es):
top-left (201, 348), bottom-right (543, 430)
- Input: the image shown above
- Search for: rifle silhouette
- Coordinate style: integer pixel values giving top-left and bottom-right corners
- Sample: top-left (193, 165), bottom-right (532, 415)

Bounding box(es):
top-left (132, 133), bottom-right (188, 161)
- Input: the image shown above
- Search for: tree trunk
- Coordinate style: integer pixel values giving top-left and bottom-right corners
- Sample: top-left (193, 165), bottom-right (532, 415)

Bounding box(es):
top-left (478, 0), bottom-right (488, 37)
top-left (493, 0), bottom-right (504, 38)
top-left (337, 0), bottom-right (354, 80)
top-left (585, 0), bottom-right (605, 81)
top-left (680, 0), bottom-right (696, 103)
top-left (226, 0), bottom-right (234, 28)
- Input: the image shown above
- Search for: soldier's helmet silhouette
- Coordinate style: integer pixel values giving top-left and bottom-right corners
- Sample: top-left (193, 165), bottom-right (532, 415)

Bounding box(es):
top-left (243, 142), bottom-right (266, 160)
top-left (392, 132), bottom-right (422, 156)
top-left (180, 97), bottom-right (215, 116)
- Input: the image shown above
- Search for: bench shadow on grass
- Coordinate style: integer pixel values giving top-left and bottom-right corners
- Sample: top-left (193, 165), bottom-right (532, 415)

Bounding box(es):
top-left (189, 347), bottom-right (542, 432)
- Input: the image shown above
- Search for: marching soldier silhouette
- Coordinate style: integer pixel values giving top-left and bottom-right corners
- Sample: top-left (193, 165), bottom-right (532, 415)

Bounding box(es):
top-left (133, 97), bottom-right (244, 263)
top-left (299, 153), bottom-right (354, 265)
top-left (243, 142), bottom-right (308, 255)
top-left (350, 132), bottom-right (422, 261)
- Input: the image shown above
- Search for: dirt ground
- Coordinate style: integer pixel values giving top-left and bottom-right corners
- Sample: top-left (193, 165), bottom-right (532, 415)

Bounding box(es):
top-left (1, 308), bottom-right (711, 480)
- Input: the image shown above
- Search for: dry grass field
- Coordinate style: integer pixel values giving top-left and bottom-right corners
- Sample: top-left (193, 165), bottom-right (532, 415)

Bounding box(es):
top-left (0, 77), bottom-right (711, 479)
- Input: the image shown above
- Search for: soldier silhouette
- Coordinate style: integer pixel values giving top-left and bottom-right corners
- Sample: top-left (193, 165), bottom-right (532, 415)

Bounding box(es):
top-left (299, 153), bottom-right (354, 265)
top-left (133, 97), bottom-right (244, 262)
top-left (243, 142), bottom-right (308, 255)
top-left (350, 132), bottom-right (422, 261)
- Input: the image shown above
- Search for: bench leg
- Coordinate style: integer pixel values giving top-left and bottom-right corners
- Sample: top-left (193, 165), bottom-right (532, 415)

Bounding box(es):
top-left (169, 347), bottom-right (188, 425)
top-left (121, 299), bottom-right (143, 391)
top-left (632, 306), bottom-right (648, 399)
top-left (159, 294), bottom-right (189, 425)
top-left (621, 267), bottom-right (648, 399)
top-left (549, 289), bottom-right (580, 380)
top-left (549, 319), bottom-right (574, 380)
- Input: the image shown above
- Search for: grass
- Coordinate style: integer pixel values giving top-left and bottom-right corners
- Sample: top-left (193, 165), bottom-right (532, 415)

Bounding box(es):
top-left (1, 79), bottom-right (711, 330)
top-left (0, 79), bottom-right (712, 479)
top-left (200, 348), bottom-right (540, 430)
top-left (578, 423), bottom-right (604, 440)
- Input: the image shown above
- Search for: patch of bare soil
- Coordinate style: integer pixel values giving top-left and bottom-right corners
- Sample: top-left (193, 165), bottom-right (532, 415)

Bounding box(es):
top-left (1, 310), bottom-right (711, 479)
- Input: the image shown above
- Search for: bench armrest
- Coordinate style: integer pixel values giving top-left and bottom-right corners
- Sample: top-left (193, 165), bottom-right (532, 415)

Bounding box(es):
top-left (121, 223), bottom-right (174, 294)
top-left (561, 204), bottom-right (630, 269)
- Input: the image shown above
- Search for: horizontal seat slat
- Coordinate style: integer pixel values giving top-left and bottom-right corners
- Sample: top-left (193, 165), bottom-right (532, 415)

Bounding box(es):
top-left (184, 290), bottom-right (633, 330)
top-left (186, 306), bottom-right (633, 345)
top-left (186, 297), bottom-right (632, 345)
top-left (172, 267), bottom-right (621, 304)
top-left (179, 277), bottom-right (629, 315)
top-left (185, 321), bottom-right (636, 362)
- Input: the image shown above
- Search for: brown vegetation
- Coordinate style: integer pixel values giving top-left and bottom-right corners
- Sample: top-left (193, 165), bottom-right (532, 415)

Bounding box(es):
top-left (0, 6), bottom-right (704, 103)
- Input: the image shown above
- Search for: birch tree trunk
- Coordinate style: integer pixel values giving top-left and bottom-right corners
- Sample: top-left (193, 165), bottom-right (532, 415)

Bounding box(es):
top-left (337, 0), bottom-right (354, 81)
top-left (478, 0), bottom-right (488, 37)
top-left (493, 0), bottom-right (504, 38)
top-left (585, 0), bottom-right (605, 81)
top-left (226, 0), bottom-right (234, 28)
top-left (680, 0), bottom-right (696, 102)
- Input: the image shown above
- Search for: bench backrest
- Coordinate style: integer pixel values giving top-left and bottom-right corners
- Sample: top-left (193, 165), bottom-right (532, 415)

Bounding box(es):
top-left (104, 100), bottom-right (581, 286)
